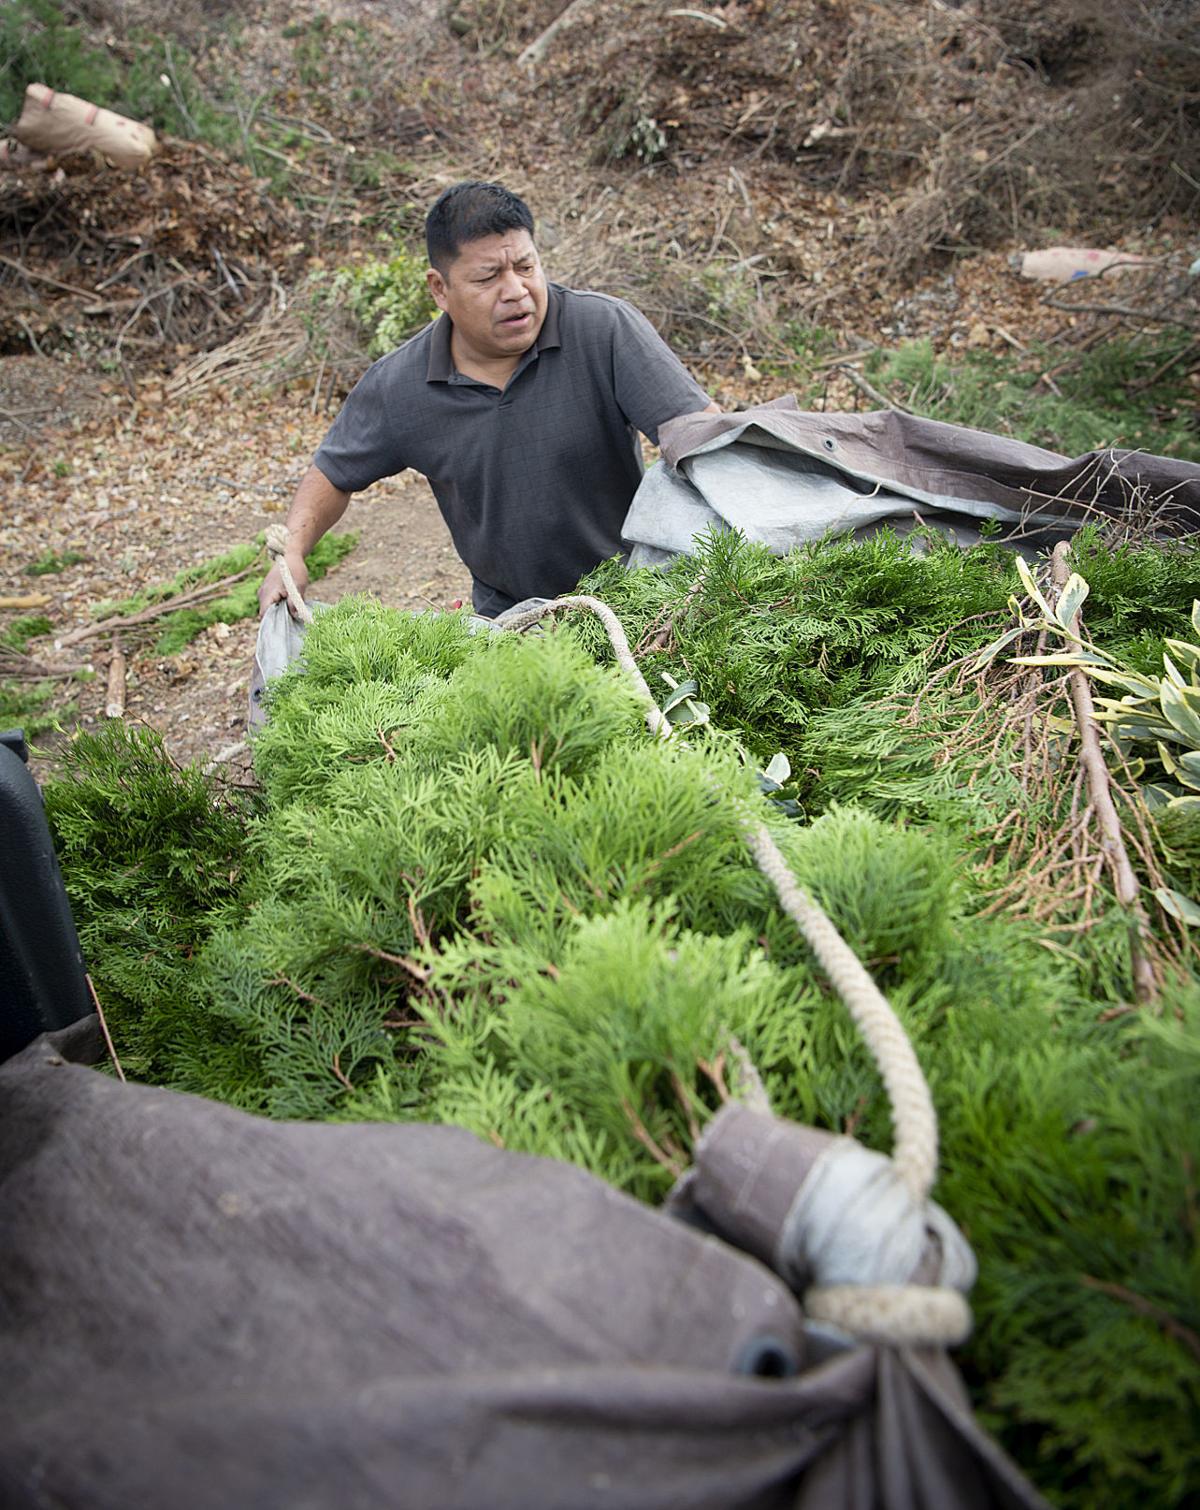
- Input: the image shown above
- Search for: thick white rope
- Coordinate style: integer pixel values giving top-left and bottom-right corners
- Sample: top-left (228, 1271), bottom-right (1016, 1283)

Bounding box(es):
top-left (502, 593), bottom-right (960, 1345)
top-left (499, 594), bottom-right (670, 737)
top-left (264, 523), bottom-right (314, 625)
top-left (505, 593), bottom-right (939, 1203)
top-left (740, 818), bottom-right (938, 1205)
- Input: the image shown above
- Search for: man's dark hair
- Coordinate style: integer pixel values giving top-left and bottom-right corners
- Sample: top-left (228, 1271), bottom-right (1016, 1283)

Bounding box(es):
top-left (425, 181), bottom-right (535, 275)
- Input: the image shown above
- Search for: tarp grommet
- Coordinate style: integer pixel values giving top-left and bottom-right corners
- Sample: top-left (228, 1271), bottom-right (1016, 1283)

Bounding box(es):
top-left (733, 1334), bottom-right (801, 1379)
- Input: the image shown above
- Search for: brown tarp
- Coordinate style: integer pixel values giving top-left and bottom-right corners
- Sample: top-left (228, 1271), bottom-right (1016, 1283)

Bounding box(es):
top-left (624, 399), bottom-right (1200, 566)
top-left (0, 1019), bottom-right (1047, 1508)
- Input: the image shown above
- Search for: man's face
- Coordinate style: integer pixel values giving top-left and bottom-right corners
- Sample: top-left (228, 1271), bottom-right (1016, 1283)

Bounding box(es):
top-left (427, 229), bottom-right (548, 367)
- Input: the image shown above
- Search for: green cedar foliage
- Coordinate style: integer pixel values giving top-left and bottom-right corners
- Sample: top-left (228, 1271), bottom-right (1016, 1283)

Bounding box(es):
top-left (575, 528), bottom-right (1200, 771)
top-left (44, 539), bottom-right (1200, 1508)
top-left (43, 724), bottom-right (252, 1080)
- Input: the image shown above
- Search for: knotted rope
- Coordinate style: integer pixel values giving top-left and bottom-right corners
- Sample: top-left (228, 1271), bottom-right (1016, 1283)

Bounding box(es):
top-left (503, 592), bottom-right (964, 1346)
top-left (264, 524), bottom-right (314, 625)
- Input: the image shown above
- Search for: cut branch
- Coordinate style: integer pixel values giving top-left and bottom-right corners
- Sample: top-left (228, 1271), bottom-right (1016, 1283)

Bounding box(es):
top-left (1050, 542), bottom-right (1157, 1003)
top-left (56, 564), bottom-right (259, 649)
top-left (105, 641), bottom-right (127, 719)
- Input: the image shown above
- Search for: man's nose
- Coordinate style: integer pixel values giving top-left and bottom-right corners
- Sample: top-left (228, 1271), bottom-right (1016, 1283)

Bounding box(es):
top-left (497, 266), bottom-right (526, 300)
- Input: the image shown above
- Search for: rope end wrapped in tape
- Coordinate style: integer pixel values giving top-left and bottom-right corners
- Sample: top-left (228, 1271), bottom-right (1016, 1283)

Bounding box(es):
top-left (678, 1106), bottom-right (975, 1350)
top-left (804, 1284), bottom-right (973, 1348)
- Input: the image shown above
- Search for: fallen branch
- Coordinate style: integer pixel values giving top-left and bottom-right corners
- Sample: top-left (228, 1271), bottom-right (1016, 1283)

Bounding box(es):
top-left (0, 592), bottom-right (51, 610)
top-left (0, 252), bottom-right (97, 300)
top-left (0, 646), bottom-right (89, 680)
top-left (835, 363), bottom-right (917, 415)
top-left (1050, 543), bottom-right (1157, 1004)
top-left (55, 564), bottom-right (259, 649)
top-left (517, 0), bottom-right (600, 69)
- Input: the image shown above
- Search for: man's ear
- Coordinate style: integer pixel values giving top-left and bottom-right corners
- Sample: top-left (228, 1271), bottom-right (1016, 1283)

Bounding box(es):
top-left (427, 267), bottom-right (449, 312)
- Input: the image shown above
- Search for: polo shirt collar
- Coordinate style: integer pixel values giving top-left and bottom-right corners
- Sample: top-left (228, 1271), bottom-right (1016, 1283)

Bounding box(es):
top-left (426, 283), bottom-right (563, 383)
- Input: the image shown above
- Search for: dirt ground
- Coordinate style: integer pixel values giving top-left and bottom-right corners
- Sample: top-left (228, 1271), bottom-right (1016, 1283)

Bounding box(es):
top-left (1, 369), bottom-right (470, 767)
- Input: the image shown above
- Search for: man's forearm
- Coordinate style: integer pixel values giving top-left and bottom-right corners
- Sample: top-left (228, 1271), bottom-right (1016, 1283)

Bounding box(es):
top-left (284, 464), bottom-right (352, 556)
top-left (259, 465), bottom-right (352, 614)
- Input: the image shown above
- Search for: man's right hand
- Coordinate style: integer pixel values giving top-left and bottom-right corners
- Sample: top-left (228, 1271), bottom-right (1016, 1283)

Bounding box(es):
top-left (258, 552), bottom-right (310, 617)
top-left (258, 466), bottom-right (352, 618)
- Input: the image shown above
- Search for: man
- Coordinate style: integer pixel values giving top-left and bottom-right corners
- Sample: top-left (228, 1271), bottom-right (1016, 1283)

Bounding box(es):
top-left (258, 180), bottom-right (718, 619)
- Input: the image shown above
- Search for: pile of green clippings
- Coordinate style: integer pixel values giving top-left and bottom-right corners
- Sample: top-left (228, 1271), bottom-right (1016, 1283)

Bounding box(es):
top-left (45, 530), bottom-right (1200, 1508)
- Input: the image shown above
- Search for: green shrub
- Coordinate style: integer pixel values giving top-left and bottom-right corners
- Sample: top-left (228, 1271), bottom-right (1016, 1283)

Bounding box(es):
top-left (329, 250), bottom-right (438, 358)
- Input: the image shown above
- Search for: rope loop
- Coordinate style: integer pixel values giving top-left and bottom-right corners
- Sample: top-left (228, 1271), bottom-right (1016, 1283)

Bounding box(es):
top-left (496, 592), bottom-right (963, 1344)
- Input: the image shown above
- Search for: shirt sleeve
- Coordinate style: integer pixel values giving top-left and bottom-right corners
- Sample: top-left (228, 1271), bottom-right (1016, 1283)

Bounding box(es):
top-left (311, 351), bottom-right (411, 494)
top-left (605, 298), bottom-right (711, 445)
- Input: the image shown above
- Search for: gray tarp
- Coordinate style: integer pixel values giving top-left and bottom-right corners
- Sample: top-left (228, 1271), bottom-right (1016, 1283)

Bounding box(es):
top-left (0, 1019), bottom-right (1045, 1509)
top-left (624, 399), bottom-right (1200, 566)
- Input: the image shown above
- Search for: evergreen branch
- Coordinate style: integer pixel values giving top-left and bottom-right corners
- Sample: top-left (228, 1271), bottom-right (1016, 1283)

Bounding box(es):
top-left (404, 886), bottom-right (431, 949)
top-left (620, 1098), bottom-right (685, 1177)
top-left (1080, 1276), bottom-right (1200, 1366)
top-left (668, 1068), bottom-right (701, 1145)
top-left (267, 974), bottom-right (325, 1006)
top-left (635, 568), bottom-right (709, 657)
top-left (631, 829), bottom-right (705, 891)
top-left (352, 942), bottom-right (430, 984)
top-left (696, 1051), bottom-right (730, 1103)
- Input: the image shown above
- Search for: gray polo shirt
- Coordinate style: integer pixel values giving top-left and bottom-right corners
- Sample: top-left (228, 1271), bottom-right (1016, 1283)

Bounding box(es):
top-left (313, 283), bottom-right (709, 604)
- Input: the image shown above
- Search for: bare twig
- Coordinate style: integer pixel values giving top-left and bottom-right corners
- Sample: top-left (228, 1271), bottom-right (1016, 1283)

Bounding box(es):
top-left (835, 363), bottom-right (917, 414)
top-left (1050, 543), bottom-right (1157, 1003)
top-left (86, 973), bottom-right (126, 1083)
